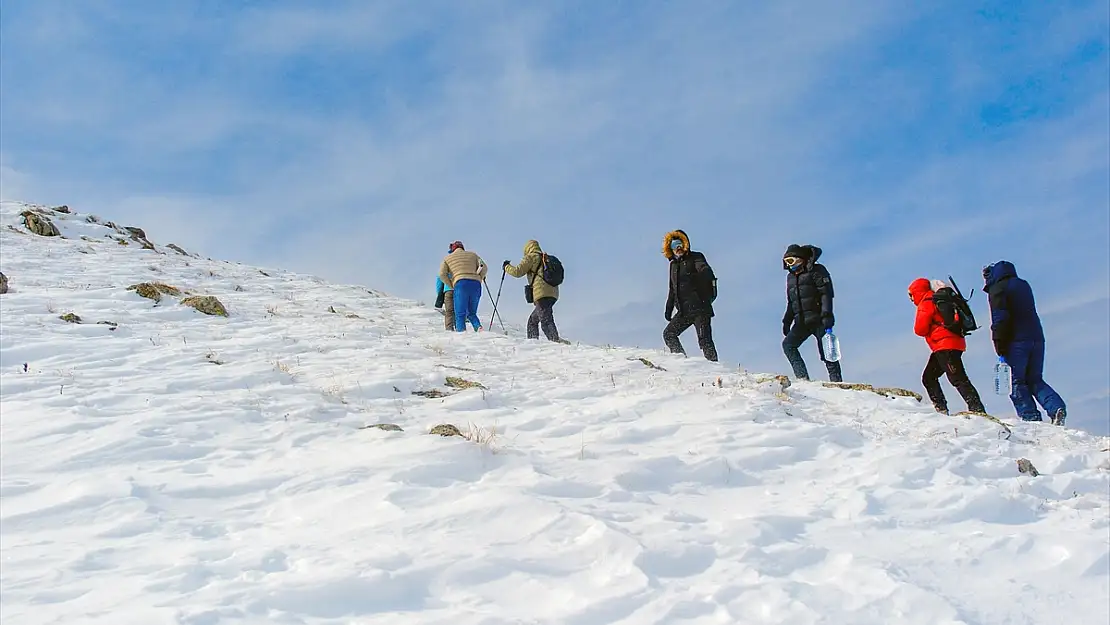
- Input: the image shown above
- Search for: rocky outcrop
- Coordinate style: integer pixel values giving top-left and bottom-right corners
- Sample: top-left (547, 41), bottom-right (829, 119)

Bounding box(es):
top-left (822, 382), bottom-right (923, 402)
top-left (630, 357), bottom-right (666, 371)
top-left (21, 210), bottom-right (60, 237)
top-left (361, 423), bottom-right (403, 432)
top-left (412, 389), bottom-right (451, 399)
top-left (166, 243), bottom-right (190, 256)
top-left (128, 282), bottom-right (182, 302)
top-left (1017, 458), bottom-right (1040, 477)
top-left (0, 271), bottom-right (7, 294)
top-left (181, 295), bottom-right (228, 317)
top-left (445, 376), bottom-right (486, 390)
top-left (124, 226), bottom-right (155, 250)
top-left (429, 424), bottom-right (462, 437)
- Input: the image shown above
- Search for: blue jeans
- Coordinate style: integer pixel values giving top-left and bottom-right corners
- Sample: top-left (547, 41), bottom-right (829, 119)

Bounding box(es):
top-left (1006, 340), bottom-right (1065, 421)
top-left (452, 279), bottom-right (482, 332)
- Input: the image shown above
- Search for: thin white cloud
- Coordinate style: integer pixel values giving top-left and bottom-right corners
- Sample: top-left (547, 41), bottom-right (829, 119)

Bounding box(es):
top-left (232, 1), bottom-right (448, 56)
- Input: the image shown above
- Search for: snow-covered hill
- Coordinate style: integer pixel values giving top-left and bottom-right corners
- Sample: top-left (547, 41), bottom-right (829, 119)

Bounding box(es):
top-left (1, 201), bottom-right (1108, 625)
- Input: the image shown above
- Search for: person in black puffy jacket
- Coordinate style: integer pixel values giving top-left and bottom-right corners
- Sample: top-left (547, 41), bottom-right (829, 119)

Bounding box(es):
top-left (781, 244), bottom-right (842, 382)
top-left (662, 229), bottom-right (718, 362)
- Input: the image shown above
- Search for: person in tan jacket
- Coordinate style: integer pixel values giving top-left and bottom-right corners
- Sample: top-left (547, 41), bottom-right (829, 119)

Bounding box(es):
top-left (503, 240), bottom-right (561, 342)
top-left (438, 241), bottom-right (488, 332)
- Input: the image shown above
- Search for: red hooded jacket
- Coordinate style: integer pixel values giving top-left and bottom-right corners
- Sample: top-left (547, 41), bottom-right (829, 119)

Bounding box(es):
top-left (909, 278), bottom-right (966, 353)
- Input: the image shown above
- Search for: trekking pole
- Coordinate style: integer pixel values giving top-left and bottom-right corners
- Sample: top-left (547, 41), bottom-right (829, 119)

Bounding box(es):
top-left (485, 271), bottom-right (508, 333)
top-left (491, 278), bottom-right (507, 332)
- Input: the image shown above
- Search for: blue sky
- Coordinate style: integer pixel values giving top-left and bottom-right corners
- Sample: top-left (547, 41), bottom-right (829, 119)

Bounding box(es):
top-left (3, 0), bottom-right (1108, 433)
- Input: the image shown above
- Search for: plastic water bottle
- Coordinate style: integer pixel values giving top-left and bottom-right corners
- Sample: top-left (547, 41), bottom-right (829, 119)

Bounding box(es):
top-left (994, 357), bottom-right (1012, 396)
top-left (822, 329), bottom-right (841, 363)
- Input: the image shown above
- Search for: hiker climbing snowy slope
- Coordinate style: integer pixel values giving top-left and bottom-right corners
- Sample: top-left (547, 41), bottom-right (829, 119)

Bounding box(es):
top-left (438, 241), bottom-right (487, 332)
top-left (984, 260), bottom-right (1067, 425)
top-left (661, 230), bottom-right (719, 362)
top-left (909, 278), bottom-right (986, 415)
top-left (434, 250), bottom-right (455, 331)
top-left (503, 239), bottom-right (562, 342)
top-left (781, 244), bottom-right (842, 382)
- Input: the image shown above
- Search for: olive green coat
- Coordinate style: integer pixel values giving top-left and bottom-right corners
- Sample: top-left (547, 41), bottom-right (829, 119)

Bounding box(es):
top-left (505, 240), bottom-right (559, 301)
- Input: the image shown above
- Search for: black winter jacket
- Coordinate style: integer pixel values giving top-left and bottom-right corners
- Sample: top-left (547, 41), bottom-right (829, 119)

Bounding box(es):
top-left (783, 246), bottom-right (835, 331)
top-left (667, 251), bottom-right (717, 318)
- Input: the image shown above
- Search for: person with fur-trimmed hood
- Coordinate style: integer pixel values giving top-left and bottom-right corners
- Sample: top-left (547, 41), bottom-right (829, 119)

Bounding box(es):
top-left (503, 239), bottom-right (561, 342)
top-left (662, 230), bottom-right (718, 362)
top-left (781, 244), bottom-right (842, 382)
top-left (908, 278), bottom-right (986, 415)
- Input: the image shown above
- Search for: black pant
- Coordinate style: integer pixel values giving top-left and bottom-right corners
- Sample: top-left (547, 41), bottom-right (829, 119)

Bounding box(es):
top-left (782, 323), bottom-right (842, 382)
top-left (527, 297), bottom-right (560, 341)
top-left (922, 350), bottom-right (985, 413)
top-left (664, 313), bottom-right (718, 361)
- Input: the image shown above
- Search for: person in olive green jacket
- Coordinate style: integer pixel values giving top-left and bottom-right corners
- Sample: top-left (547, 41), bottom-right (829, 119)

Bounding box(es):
top-left (503, 240), bottom-right (561, 342)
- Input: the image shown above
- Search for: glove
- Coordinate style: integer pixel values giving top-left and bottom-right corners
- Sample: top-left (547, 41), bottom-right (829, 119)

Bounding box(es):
top-left (434, 292), bottom-right (445, 309)
top-left (783, 322), bottom-right (791, 337)
top-left (993, 339), bottom-right (1006, 357)
top-left (665, 308), bottom-right (673, 322)
top-left (822, 315), bottom-right (835, 331)
top-left (502, 260), bottom-right (511, 269)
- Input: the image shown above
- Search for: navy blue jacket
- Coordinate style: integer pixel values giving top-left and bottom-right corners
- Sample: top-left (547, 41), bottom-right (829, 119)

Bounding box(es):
top-left (983, 261), bottom-right (1045, 351)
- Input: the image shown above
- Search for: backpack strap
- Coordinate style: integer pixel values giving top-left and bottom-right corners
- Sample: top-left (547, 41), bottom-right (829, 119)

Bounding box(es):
top-left (530, 253), bottom-right (546, 286)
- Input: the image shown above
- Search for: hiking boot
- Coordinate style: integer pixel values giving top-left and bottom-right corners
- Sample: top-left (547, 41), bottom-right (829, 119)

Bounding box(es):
top-left (1051, 408), bottom-right (1066, 426)
top-left (933, 403), bottom-right (949, 416)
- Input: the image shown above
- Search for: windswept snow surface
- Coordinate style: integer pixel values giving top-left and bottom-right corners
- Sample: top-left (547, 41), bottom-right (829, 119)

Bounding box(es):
top-left (1, 201), bottom-right (1108, 625)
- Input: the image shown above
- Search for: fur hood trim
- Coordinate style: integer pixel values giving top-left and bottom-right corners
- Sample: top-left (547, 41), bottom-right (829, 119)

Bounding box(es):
top-left (662, 230), bottom-right (691, 260)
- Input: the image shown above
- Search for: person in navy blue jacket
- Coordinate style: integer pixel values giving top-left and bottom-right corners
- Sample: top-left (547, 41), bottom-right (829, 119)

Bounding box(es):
top-left (983, 261), bottom-right (1067, 425)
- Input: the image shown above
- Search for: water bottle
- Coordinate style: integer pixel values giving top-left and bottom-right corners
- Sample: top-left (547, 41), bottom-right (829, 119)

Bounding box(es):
top-left (822, 329), bottom-right (841, 363)
top-left (994, 357), bottom-right (1012, 396)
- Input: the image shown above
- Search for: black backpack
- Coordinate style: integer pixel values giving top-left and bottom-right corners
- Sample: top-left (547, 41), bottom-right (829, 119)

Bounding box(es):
top-left (933, 276), bottom-right (978, 336)
top-left (539, 253), bottom-right (564, 287)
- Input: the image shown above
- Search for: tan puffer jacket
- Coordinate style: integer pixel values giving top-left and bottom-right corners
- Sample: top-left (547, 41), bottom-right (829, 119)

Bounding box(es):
top-left (439, 249), bottom-right (488, 287)
top-left (505, 240), bottom-right (559, 301)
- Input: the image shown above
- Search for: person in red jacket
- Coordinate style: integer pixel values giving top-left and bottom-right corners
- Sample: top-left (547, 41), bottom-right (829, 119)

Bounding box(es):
top-left (908, 278), bottom-right (986, 415)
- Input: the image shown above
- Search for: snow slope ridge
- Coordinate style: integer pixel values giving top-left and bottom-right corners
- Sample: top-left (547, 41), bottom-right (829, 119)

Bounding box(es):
top-left (1, 200), bottom-right (1108, 625)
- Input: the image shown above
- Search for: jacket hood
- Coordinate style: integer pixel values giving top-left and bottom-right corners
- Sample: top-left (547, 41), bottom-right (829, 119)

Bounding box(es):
top-left (908, 278), bottom-right (933, 305)
top-left (662, 230), bottom-right (691, 260)
top-left (984, 260), bottom-right (1017, 287)
top-left (524, 240), bottom-right (541, 256)
top-left (783, 244), bottom-right (822, 270)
